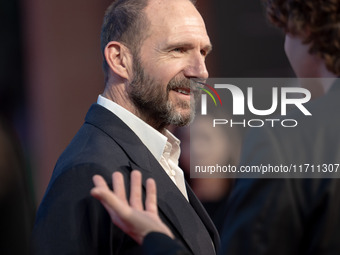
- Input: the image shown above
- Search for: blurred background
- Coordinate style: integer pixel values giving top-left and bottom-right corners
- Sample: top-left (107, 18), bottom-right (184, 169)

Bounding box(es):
top-left (0, 0), bottom-right (293, 252)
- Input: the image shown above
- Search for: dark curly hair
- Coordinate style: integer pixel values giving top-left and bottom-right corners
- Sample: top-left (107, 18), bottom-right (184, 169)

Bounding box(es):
top-left (263, 0), bottom-right (340, 75)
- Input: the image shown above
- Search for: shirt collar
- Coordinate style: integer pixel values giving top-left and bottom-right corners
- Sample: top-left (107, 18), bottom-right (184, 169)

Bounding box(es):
top-left (97, 95), bottom-right (180, 162)
top-left (163, 129), bottom-right (181, 164)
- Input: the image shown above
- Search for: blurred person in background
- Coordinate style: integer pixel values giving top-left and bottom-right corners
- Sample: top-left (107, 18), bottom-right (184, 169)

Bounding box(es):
top-left (0, 116), bottom-right (35, 255)
top-left (1, 0), bottom-right (35, 254)
top-left (176, 109), bottom-right (242, 233)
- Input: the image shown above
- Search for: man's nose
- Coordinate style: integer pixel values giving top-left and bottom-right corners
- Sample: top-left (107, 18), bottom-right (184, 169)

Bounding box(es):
top-left (183, 52), bottom-right (209, 80)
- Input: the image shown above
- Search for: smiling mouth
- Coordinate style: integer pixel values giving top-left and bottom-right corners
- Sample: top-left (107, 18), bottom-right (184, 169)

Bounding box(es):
top-left (173, 87), bottom-right (191, 95)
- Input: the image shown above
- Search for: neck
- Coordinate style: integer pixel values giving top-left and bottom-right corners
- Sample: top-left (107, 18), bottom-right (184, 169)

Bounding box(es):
top-left (103, 83), bottom-right (167, 133)
top-left (103, 82), bottom-right (135, 113)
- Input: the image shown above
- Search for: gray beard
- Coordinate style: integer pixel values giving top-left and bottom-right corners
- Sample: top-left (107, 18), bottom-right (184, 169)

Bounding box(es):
top-left (127, 57), bottom-right (198, 130)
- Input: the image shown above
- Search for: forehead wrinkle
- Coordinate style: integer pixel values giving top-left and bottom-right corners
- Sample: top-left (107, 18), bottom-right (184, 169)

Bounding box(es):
top-left (145, 11), bottom-right (210, 48)
top-left (141, 0), bottom-right (211, 58)
top-left (163, 25), bottom-right (211, 50)
top-left (144, 0), bottom-right (206, 31)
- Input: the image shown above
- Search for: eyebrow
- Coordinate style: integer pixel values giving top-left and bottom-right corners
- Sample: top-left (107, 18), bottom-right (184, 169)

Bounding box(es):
top-left (165, 42), bottom-right (213, 54)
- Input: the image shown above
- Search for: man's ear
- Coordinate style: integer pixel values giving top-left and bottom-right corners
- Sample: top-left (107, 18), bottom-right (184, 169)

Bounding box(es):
top-left (104, 41), bottom-right (132, 80)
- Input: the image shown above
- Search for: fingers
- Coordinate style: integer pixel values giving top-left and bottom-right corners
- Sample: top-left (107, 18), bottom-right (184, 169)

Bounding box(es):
top-left (112, 171), bottom-right (127, 201)
top-left (91, 175), bottom-right (118, 207)
top-left (92, 170), bottom-right (156, 214)
top-left (145, 178), bottom-right (158, 214)
top-left (90, 175), bottom-right (110, 200)
top-left (129, 170), bottom-right (143, 210)
top-left (91, 174), bottom-right (130, 222)
top-left (92, 175), bottom-right (109, 189)
top-left (91, 172), bottom-right (173, 244)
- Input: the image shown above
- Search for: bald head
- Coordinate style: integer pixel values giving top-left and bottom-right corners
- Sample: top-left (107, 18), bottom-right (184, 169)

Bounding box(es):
top-left (144, 0), bottom-right (206, 39)
top-left (101, 0), bottom-right (198, 82)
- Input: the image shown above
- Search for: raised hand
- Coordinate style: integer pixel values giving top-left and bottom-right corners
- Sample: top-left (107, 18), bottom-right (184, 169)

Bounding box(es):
top-left (91, 170), bottom-right (174, 244)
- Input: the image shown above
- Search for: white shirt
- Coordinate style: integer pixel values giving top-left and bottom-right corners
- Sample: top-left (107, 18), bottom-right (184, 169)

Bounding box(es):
top-left (97, 95), bottom-right (188, 200)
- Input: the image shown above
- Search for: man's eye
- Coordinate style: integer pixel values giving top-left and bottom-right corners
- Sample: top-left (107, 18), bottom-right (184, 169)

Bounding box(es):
top-left (172, 48), bottom-right (185, 53)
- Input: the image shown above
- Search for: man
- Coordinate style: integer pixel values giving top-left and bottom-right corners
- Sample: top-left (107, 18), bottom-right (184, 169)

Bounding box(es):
top-left (220, 1), bottom-right (340, 254)
top-left (31, 0), bottom-right (219, 254)
top-left (91, 0), bottom-right (340, 254)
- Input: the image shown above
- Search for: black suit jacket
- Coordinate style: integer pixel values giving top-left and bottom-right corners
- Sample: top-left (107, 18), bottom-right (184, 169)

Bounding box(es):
top-left (220, 84), bottom-right (340, 254)
top-left (31, 104), bottom-right (219, 255)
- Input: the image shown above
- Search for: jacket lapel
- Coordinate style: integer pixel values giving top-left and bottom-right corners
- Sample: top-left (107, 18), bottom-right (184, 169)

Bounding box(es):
top-left (186, 183), bottom-right (220, 253)
top-left (85, 104), bottom-right (218, 254)
top-left (130, 161), bottom-right (217, 255)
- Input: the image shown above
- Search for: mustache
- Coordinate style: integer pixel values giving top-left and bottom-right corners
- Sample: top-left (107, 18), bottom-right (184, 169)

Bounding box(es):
top-left (167, 78), bottom-right (205, 92)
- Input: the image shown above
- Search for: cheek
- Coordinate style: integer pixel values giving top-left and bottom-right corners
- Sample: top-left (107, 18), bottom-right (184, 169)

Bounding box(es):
top-left (284, 35), bottom-right (297, 70)
top-left (191, 131), bottom-right (230, 165)
top-left (284, 34), bottom-right (319, 77)
top-left (156, 62), bottom-right (186, 85)
top-left (284, 37), bottom-right (289, 59)
top-left (211, 132), bottom-right (230, 164)
top-left (285, 38), bottom-right (305, 76)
